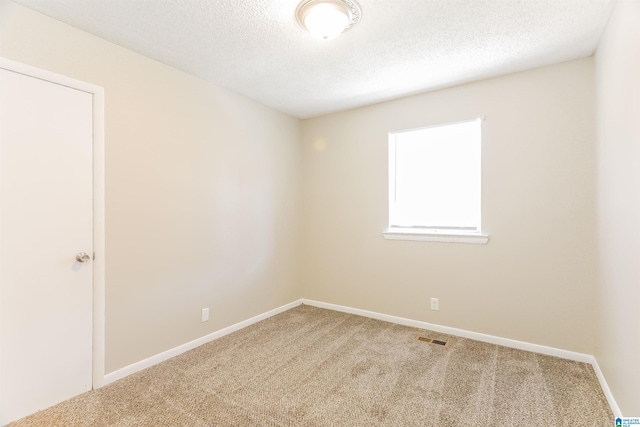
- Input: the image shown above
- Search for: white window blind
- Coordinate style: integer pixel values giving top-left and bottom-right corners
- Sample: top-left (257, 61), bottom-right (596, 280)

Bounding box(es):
top-left (388, 118), bottom-right (482, 234)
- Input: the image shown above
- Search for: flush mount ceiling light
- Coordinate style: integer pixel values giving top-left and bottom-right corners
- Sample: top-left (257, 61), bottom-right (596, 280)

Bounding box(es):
top-left (296, 0), bottom-right (362, 40)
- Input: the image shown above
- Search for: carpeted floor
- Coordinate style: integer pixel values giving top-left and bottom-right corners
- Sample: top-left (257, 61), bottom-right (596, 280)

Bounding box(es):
top-left (11, 304), bottom-right (612, 426)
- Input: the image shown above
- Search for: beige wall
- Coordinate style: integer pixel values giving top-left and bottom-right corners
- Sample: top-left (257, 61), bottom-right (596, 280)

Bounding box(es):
top-left (300, 58), bottom-right (597, 354)
top-left (0, 0), bottom-right (302, 373)
top-left (595, 0), bottom-right (640, 415)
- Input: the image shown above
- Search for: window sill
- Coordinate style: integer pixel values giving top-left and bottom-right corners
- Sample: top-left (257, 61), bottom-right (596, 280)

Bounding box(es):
top-left (383, 229), bottom-right (489, 244)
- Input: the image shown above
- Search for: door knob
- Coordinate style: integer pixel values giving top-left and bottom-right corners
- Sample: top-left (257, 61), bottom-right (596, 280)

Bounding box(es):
top-left (76, 252), bottom-right (91, 263)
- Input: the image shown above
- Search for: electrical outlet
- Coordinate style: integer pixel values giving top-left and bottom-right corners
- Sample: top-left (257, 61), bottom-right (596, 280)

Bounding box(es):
top-left (430, 298), bottom-right (439, 311)
top-left (201, 307), bottom-right (209, 322)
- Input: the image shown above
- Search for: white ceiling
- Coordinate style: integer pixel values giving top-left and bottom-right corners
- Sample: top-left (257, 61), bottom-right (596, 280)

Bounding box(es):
top-left (12, 0), bottom-right (615, 118)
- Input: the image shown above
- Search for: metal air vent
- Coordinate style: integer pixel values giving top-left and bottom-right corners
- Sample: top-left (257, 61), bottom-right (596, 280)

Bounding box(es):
top-left (415, 335), bottom-right (450, 347)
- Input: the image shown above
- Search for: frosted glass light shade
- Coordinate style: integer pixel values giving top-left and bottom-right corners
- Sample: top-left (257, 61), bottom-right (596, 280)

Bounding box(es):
top-left (296, 0), bottom-right (361, 40)
top-left (304, 3), bottom-right (349, 40)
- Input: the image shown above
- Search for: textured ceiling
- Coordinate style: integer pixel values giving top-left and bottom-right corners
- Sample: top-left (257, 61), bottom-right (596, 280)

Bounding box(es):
top-left (12, 0), bottom-right (615, 118)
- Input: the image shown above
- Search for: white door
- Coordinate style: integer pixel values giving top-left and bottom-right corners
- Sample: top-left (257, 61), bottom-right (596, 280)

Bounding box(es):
top-left (0, 66), bottom-right (94, 424)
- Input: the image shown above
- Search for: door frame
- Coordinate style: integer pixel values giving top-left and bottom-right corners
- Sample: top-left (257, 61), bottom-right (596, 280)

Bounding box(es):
top-left (0, 57), bottom-right (106, 388)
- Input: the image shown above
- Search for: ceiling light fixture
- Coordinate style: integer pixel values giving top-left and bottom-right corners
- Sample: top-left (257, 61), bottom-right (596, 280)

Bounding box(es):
top-left (296, 0), bottom-right (362, 40)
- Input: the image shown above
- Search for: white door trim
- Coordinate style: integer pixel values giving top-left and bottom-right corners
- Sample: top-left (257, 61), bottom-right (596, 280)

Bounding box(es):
top-left (0, 57), bottom-right (106, 389)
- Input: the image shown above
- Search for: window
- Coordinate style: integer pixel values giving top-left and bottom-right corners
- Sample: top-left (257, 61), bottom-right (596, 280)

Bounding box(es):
top-left (384, 118), bottom-right (488, 244)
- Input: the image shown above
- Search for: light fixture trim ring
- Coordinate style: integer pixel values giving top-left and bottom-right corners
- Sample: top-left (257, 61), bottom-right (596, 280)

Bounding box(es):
top-left (296, 0), bottom-right (362, 34)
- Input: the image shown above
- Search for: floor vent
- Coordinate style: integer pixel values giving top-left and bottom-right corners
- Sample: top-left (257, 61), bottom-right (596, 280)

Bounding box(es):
top-left (416, 336), bottom-right (450, 347)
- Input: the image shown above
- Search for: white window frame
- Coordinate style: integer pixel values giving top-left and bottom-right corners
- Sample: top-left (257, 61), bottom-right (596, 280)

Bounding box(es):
top-left (383, 118), bottom-right (489, 244)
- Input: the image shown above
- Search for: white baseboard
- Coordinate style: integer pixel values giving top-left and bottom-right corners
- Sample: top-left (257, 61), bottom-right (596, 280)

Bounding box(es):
top-left (589, 356), bottom-right (622, 417)
top-left (302, 299), bottom-right (592, 362)
top-left (101, 297), bottom-right (620, 416)
top-left (301, 299), bottom-right (621, 415)
top-left (103, 299), bottom-right (304, 386)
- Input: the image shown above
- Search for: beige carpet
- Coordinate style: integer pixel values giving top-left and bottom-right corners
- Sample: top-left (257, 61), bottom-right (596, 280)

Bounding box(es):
top-left (12, 304), bottom-right (612, 426)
